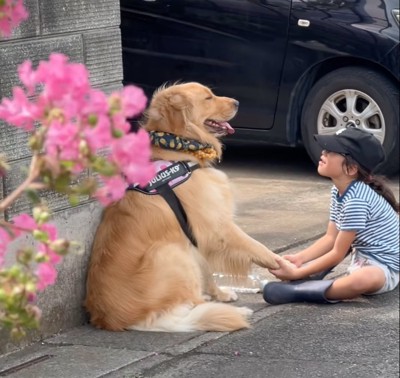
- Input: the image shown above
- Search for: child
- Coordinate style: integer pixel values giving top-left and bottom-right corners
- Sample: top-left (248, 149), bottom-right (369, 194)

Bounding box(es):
top-left (263, 127), bottom-right (399, 304)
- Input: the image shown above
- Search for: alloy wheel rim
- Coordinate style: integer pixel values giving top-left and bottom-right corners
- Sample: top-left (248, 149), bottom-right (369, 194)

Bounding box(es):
top-left (317, 89), bottom-right (385, 144)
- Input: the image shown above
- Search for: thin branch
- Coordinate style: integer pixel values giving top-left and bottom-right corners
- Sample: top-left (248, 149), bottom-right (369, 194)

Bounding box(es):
top-left (0, 154), bottom-right (44, 212)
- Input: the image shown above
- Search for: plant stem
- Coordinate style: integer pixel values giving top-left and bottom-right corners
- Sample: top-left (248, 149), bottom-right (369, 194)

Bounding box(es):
top-left (0, 154), bottom-right (43, 212)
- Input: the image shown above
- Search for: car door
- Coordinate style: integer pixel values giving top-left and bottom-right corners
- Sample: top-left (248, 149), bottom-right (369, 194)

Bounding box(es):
top-left (121, 0), bottom-right (291, 130)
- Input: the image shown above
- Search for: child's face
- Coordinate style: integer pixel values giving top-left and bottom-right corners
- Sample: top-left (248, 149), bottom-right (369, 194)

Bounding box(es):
top-left (317, 149), bottom-right (348, 178)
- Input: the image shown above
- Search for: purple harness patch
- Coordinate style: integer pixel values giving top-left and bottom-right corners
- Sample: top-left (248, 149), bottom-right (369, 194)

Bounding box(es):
top-left (127, 160), bottom-right (199, 195)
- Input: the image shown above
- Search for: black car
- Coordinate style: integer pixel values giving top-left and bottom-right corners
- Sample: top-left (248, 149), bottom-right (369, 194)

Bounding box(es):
top-left (120, 0), bottom-right (399, 175)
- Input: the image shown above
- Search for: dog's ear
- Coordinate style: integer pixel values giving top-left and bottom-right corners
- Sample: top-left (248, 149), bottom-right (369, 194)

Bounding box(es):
top-left (147, 91), bottom-right (191, 134)
top-left (168, 93), bottom-right (190, 110)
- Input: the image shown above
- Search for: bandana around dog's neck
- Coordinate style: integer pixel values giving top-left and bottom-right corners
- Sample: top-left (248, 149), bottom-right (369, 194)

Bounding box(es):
top-left (149, 131), bottom-right (218, 161)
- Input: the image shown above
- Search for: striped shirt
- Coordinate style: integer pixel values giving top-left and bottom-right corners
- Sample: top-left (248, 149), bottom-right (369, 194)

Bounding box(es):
top-left (329, 180), bottom-right (399, 272)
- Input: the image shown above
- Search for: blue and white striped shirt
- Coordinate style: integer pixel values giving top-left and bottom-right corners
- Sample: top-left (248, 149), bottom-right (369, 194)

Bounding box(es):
top-left (329, 180), bottom-right (399, 272)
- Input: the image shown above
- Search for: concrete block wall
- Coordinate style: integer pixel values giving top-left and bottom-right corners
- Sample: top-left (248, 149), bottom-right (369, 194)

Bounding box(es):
top-left (0, 0), bottom-right (123, 354)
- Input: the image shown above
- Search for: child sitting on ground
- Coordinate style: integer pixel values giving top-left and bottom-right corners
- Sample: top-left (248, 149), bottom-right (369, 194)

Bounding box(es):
top-left (263, 127), bottom-right (399, 304)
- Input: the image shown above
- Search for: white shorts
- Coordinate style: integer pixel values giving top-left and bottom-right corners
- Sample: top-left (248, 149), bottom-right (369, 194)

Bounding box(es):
top-left (347, 251), bottom-right (399, 295)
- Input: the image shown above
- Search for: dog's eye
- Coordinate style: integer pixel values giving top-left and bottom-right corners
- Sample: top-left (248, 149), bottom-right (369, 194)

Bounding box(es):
top-left (205, 96), bottom-right (213, 100)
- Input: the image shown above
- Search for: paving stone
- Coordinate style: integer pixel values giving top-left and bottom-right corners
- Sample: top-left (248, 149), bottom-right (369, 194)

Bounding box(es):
top-left (0, 344), bottom-right (151, 378)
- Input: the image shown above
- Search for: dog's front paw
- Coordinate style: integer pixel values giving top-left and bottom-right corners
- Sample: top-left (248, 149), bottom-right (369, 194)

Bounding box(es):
top-left (216, 287), bottom-right (238, 302)
top-left (202, 294), bottom-right (212, 301)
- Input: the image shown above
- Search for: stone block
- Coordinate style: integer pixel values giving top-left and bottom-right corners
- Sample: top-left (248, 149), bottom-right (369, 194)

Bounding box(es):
top-left (0, 121), bottom-right (33, 162)
top-left (40, 0), bottom-right (120, 35)
top-left (0, 35), bottom-right (83, 98)
top-left (83, 28), bottom-right (123, 86)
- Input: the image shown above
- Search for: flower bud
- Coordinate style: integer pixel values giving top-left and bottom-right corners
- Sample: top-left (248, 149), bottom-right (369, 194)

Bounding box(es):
top-left (112, 128), bottom-right (123, 138)
top-left (27, 304), bottom-right (42, 321)
top-left (49, 239), bottom-right (70, 255)
top-left (108, 95), bottom-right (122, 115)
top-left (32, 229), bottom-right (48, 242)
top-left (47, 107), bottom-right (65, 123)
top-left (88, 114), bottom-right (98, 126)
top-left (34, 252), bottom-right (48, 263)
top-left (33, 207), bottom-right (51, 224)
top-left (0, 154), bottom-right (10, 177)
top-left (11, 327), bottom-right (25, 340)
top-left (16, 248), bottom-right (33, 265)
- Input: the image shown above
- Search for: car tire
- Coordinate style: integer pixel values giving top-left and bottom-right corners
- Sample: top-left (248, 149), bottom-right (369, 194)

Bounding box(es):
top-left (301, 67), bottom-right (399, 176)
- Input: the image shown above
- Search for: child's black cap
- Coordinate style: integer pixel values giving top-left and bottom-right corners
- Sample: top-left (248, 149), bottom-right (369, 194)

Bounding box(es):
top-left (314, 127), bottom-right (385, 172)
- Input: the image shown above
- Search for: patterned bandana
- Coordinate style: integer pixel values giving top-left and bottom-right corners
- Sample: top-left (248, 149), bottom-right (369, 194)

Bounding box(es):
top-left (149, 131), bottom-right (218, 161)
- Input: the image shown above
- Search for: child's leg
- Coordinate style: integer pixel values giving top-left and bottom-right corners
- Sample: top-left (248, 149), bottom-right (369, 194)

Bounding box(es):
top-left (326, 266), bottom-right (386, 300)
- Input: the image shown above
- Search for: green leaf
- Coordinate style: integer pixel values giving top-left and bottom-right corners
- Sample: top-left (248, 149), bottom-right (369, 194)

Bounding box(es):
top-left (68, 194), bottom-right (80, 206)
top-left (25, 189), bottom-right (41, 204)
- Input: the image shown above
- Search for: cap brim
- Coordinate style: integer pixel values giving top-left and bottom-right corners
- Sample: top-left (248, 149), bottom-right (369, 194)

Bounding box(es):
top-left (313, 134), bottom-right (348, 154)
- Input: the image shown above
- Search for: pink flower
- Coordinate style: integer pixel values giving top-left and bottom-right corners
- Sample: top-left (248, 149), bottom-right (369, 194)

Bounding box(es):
top-left (0, 227), bottom-right (12, 267)
top-left (18, 60), bottom-right (37, 95)
top-left (111, 112), bottom-right (131, 135)
top-left (111, 129), bottom-right (155, 186)
top-left (84, 114), bottom-right (112, 151)
top-left (95, 175), bottom-right (127, 206)
top-left (36, 53), bottom-right (89, 104)
top-left (82, 89), bottom-right (109, 117)
top-left (45, 120), bottom-right (80, 161)
top-left (0, 0), bottom-right (28, 38)
top-left (120, 85), bottom-right (147, 118)
top-left (12, 213), bottom-right (37, 232)
top-left (0, 87), bottom-right (38, 130)
top-left (36, 262), bottom-right (57, 291)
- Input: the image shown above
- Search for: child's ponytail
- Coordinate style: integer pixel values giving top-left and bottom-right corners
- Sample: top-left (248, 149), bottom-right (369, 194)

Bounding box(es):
top-left (364, 174), bottom-right (399, 213)
top-left (344, 156), bottom-right (399, 213)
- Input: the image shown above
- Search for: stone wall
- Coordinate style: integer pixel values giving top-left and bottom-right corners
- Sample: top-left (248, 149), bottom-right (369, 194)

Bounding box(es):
top-left (0, 0), bottom-right (123, 354)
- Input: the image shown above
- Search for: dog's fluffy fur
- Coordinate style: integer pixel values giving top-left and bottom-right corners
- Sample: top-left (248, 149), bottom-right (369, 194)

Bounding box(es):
top-left (85, 82), bottom-right (279, 332)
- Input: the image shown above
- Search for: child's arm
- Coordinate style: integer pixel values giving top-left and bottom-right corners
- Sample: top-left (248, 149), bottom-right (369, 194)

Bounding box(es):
top-left (271, 229), bottom-right (356, 281)
top-left (284, 221), bottom-right (338, 266)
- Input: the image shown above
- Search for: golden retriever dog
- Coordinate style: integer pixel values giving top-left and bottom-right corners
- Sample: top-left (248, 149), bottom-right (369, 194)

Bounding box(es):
top-left (85, 82), bottom-right (279, 332)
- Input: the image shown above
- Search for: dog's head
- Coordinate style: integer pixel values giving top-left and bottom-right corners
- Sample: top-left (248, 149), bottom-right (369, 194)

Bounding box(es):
top-left (142, 82), bottom-right (239, 160)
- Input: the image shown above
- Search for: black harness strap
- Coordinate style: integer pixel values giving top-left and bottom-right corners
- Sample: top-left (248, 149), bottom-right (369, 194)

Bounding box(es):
top-left (127, 161), bottom-right (199, 247)
top-left (157, 184), bottom-right (198, 247)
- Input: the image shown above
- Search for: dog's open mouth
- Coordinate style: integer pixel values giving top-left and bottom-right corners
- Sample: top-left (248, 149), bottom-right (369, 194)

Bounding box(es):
top-left (204, 119), bottom-right (235, 137)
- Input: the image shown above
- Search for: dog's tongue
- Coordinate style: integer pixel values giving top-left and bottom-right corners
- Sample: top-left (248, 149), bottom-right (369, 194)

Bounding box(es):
top-left (219, 121), bottom-right (235, 135)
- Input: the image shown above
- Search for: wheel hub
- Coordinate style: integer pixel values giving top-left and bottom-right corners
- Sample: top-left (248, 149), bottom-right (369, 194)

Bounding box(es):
top-left (345, 121), bottom-right (357, 128)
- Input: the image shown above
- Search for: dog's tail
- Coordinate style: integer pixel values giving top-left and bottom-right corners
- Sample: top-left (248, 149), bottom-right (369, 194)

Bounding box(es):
top-left (128, 303), bottom-right (253, 332)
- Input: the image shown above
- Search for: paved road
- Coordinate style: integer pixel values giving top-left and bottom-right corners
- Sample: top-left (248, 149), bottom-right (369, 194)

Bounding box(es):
top-left (0, 145), bottom-right (398, 378)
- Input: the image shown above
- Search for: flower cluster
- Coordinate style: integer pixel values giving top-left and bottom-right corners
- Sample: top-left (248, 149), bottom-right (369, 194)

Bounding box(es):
top-left (0, 0), bottom-right (28, 37)
top-left (0, 53), bottom-right (155, 338)
top-left (0, 53), bottom-right (155, 204)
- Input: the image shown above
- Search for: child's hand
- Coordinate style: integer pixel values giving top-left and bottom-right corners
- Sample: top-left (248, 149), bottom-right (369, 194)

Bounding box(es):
top-left (269, 257), bottom-right (300, 281)
top-left (282, 254), bottom-right (302, 267)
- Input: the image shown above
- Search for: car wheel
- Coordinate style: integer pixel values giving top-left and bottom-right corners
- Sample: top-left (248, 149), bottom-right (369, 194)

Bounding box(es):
top-left (301, 67), bottom-right (399, 175)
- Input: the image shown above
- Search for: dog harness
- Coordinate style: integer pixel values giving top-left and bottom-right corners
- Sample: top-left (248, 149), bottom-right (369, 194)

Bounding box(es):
top-left (127, 160), bottom-right (199, 246)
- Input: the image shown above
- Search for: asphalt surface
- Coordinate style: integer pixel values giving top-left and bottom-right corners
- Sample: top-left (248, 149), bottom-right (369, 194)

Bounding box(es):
top-left (0, 144), bottom-right (399, 378)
